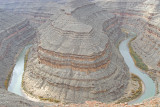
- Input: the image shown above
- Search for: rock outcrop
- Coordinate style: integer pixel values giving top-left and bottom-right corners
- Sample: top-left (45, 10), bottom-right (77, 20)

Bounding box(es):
top-left (0, 88), bottom-right (45, 107)
top-left (0, 0), bottom-right (160, 106)
top-left (22, 0), bottom-right (160, 104)
top-left (131, 16), bottom-right (160, 71)
top-left (22, 1), bottom-right (130, 103)
top-left (0, 9), bottom-right (36, 89)
top-left (0, 0), bottom-right (68, 28)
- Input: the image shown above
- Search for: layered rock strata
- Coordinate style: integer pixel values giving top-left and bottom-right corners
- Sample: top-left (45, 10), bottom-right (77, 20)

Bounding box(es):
top-left (23, 9), bottom-right (130, 103)
top-left (0, 0), bottom-right (69, 28)
top-left (97, 0), bottom-right (160, 71)
top-left (23, 0), bottom-right (160, 104)
top-left (115, 0), bottom-right (160, 71)
top-left (1, 0), bottom-right (160, 105)
top-left (126, 28), bottom-right (160, 71)
top-left (0, 10), bottom-right (36, 89)
top-left (131, 17), bottom-right (160, 71)
top-left (0, 88), bottom-right (45, 107)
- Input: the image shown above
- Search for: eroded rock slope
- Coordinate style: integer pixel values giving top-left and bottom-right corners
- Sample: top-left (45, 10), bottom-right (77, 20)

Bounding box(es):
top-left (22, 1), bottom-right (130, 103)
top-left (0, 9), bottom-right (35, 89)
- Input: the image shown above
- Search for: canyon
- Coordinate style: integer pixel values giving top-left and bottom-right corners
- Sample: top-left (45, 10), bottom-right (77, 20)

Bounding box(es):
top-left (0, 9), bottom-right (36, 89)
top-left (0, 0), bottom-right (159, 106)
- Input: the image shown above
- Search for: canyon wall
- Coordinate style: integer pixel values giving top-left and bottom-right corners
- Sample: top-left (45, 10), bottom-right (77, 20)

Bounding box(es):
top-left (131, 17), bottom-right (160, 71)
top-left (0, 88), bottom-right (45, 107)
top-left (23, 11), bottom-right (130, 103)
top-left (0, 1), bottom-right (68, 28)
top-left (0, 10), bottom-right (36, 89)
top-left (22, 0), bottom-right (153, 104)
top-left (22, 0), bottom-right (160, 104)
top-left (0, 0), bottom-right (160, 106)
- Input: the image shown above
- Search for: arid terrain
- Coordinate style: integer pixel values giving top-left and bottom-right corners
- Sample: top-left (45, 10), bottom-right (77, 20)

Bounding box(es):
top-left (0, 0), bottom-right (159, 107)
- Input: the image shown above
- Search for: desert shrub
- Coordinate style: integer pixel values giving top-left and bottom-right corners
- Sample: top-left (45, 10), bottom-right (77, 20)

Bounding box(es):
top-left (128, 37), bottom-right (149, 71)
top-left (117, 74), bottom-right (142, 103)
top-left (24, 49), bottom-right (30, 71)
top-left (38, 96), bottom-right (60, 103)
top-left (4, 65), bottom-right (15, 89)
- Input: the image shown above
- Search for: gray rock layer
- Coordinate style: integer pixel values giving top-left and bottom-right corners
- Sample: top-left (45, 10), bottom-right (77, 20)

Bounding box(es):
top-left (0, 88), bottom-right (45, 107)
top-left (23, 0), bottom-right (132, 104)
top-left (0, 10), bottom-right (36, 89)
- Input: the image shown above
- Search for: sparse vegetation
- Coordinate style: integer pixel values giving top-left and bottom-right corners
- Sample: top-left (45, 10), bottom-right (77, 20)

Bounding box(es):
top-left (22, 82), bottom-right (61, 103)
top-left (22, 51), bottom-right (61, 104)
top-left (4, 65), bottom-right (15, 89)
top-left (128, 37), bottom-right (149, 71)
top-left (22, 81), bottom-right (61, 103)
top-left (156, 81), bottom-right (159, 94)
top-left (39, 96), bottom-right (60, 103)
top-left (158, 61), bottom-right (160, 67)
top-left (117, 74), bottom-right (142, 103)
top-left (24, 48), bottom-right (30, 71)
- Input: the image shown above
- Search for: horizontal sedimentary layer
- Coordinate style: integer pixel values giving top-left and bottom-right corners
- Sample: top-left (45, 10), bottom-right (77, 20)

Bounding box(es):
top-left (131, 21), bottom-right (160, 70)
top-left (38, 56), bottom-right (110, 73)
top-left (0, 10), bottom-right (36, 89)
top-left (38, 42), bottom-right (109, 61)
top-left (0, 20), bottom-right (35, 59)
top-left (23, 45), bottom-right (129, 103)
top-left (23, 0), bottom-right (160, 104)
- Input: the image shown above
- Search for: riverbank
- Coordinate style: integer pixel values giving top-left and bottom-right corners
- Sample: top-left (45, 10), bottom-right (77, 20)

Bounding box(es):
top-left (119, 36), bottom-right (156, 104)
top-left (129, 36), bottom-right (160, 96)
top-left (22, 81), bottom-right (60, 104)
top-left (128, 37), bottom-right (149, 71)
top-left (117, 74), bottom-right (144, 104)
top-left (5, 46), bottom-right (27, 90)
top-left (8, 45), bottom-right (32, 97)
top-left (4, 65), bottom-right (15, 89)
top-left (21, 46), bottom-right (61, 104)
top-left (7, 35), bottom-right (156, 105)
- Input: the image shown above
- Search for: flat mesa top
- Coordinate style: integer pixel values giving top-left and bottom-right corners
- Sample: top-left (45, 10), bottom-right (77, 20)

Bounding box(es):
top-left (53, 21), bottom-right (92, 33)
top-left (61, 23), bottom-right (92, 33)
top-left (52, 15), bottom-right (92, 33)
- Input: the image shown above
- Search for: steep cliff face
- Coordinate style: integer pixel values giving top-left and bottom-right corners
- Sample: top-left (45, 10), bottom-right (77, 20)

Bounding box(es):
top-left (0, 10), bottom-right (36, 89)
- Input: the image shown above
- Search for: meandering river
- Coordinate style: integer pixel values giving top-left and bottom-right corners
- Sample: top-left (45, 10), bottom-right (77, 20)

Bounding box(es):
top-left (119, 36), bottom-right (156, 104)
top-left (8, 36), bottom-right (156, 104)
top-left (8, 45), bottom-right (31, 97)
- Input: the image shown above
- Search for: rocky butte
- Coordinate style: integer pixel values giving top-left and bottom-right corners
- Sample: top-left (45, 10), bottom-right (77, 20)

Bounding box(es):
top-left (23, 11), bottom-right (129, 103)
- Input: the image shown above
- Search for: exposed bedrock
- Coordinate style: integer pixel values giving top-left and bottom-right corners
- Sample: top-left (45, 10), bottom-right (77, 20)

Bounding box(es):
top-left (99, 0), bottom-right (160, 71)
top-left (0, 0), bottom-right (159, 106)
top-left (23, 0), bottom-right (160, 103)
top-left (0, 88), bottom-right (45, 107)
top-left (131, 20), bottom-right (160, 71)
top-left (22, 1), bottom-right (132, 103)
top-left (0, 1), bottom-right (68, 28)
top-left (0, 10), bottom-right (36, 89)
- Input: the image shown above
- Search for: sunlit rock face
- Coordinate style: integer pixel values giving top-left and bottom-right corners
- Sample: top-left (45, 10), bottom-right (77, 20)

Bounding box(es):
top-left (22, 0), bottom-right (131, 104)
top-left (0, 10), bottom-right (35, 89)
